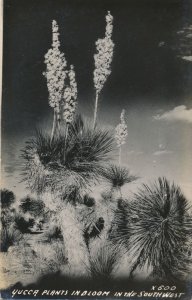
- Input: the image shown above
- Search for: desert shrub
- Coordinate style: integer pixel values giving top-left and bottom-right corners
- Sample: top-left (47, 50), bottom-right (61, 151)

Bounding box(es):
top-left (1, 197), bottom-right (22, 252)
top-left (19, 196), bottom-right (45, 217)
top-left (1, 225), bottom-right (22, 252)
top-left (31, 240), bottom-right (67, 275)
top-left (1, 189), bottom-right (15, 208)
top-left (43, 224), bottom-right (63, 242)
top-left (1, 207), bottom-right (16, 227)
top-left (14, 214), bottom-right (35, 234)
top-left (83, 194), bottom-right (95, 207)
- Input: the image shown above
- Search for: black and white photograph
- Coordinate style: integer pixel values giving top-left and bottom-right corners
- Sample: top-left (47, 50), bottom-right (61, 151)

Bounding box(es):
top-left (1, 0), bottom-right (192, 299)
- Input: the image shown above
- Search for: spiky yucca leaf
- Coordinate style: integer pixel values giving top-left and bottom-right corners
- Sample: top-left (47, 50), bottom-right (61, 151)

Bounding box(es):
top-left (21, 116), bottom-right (114, 197)
top-left (110, 178), bottom-right (192, 280)
top-left (101, 164), bottom-right (138, 188)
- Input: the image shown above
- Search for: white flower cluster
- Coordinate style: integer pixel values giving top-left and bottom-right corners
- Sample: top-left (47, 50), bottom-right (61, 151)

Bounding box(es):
top-left (63, 65), bottom-right (77, 124)
top-left (44, 20), bottom-right (67, 111)
top-left (93, 11), bottom-right (114, 94)
top-left (115, 109), bottom-right (128, 147)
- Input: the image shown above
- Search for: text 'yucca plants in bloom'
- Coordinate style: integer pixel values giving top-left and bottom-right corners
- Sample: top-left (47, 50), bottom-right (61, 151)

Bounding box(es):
top-left (115, 109), bottom-right (128, 164)
top-left (93, 11), bottom-right (114, 127)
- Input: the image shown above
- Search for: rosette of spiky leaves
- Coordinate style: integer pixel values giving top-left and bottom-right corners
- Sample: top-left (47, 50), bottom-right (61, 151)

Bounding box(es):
top-left (65, 117), bottom-right (115, 174)
top-left (100, 164), bottom-right (138, 189)
top-left (88, 244), bottom-right (119, 280)
top-left (21, 129), bottom-right (62, 194)
top-left (21, 116), bottom-right (114, 198)
top-left (110, 177), bottom-right (192, 280)
top-left (21, 133), bottom-right (91, 195)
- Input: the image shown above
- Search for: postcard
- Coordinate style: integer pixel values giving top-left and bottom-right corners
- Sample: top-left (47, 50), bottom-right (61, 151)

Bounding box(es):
top-left (1, 0), bottom-right (192, 299)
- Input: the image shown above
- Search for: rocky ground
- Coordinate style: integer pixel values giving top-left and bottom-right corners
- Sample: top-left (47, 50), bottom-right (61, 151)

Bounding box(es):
top-left (0, 233), bottom-right (66, 289)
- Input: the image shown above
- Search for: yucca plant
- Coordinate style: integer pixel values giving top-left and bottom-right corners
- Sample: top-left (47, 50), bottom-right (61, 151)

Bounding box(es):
top-left (85, 166), bottom-right (137, 255)
top-left (86, 166), bottom-right (137, 259)
top-left (110, 177), bottom-right (192, 281)
top-left (88, 244), bottom-right (119, 280)
top-left (21, 115), bottom-right (115, 277)
top-left (21, 115), bottom-right (114, 196)
top-left (84, 216), bottom-right (105, 249)
top-left (100, 164), bottom-right (138, 198)
top-left (109, 198), bottom-right (131, 244)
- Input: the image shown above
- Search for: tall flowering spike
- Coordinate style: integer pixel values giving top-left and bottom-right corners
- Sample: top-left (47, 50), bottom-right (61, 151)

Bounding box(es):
top-left (44, 20), bottom-right (67, 111)
top-left (63, 65), bottom-right (78, 124)
top-left (115, 109), bottom-right (128, 148)
top-left (94, 11), bottom-right (114, 93)
top-left (115, 110), bottom-right (128, 165)
top-left (93, 11), bottom-right (114, 126)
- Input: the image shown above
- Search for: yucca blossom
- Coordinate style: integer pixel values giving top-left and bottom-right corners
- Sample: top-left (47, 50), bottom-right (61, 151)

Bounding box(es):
top-left (43, 20), bottom-right (67, 140)
top-left (62, 65), bottom-right (78, 162)
top-left (63, 65), bottom-right (78, 124)
top-left (115, 109), bottom-right (128, 164)
top-left (93, 11), bottom-right (114, 127)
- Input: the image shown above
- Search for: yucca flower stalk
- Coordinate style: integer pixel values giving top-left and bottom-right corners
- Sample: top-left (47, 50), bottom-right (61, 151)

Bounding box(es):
top-left (62, 65), bottom-right (78, 162)
top-left (43, 20), bottom-right (67, 140)
top-left (110, 177), bottom-right (192, 280)
top-left (93, 11), bottom-right (114, 127)
top-left (63, 65), bottom-right (78, 124)
top-left (115, 109), bottom-right (128, 164)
